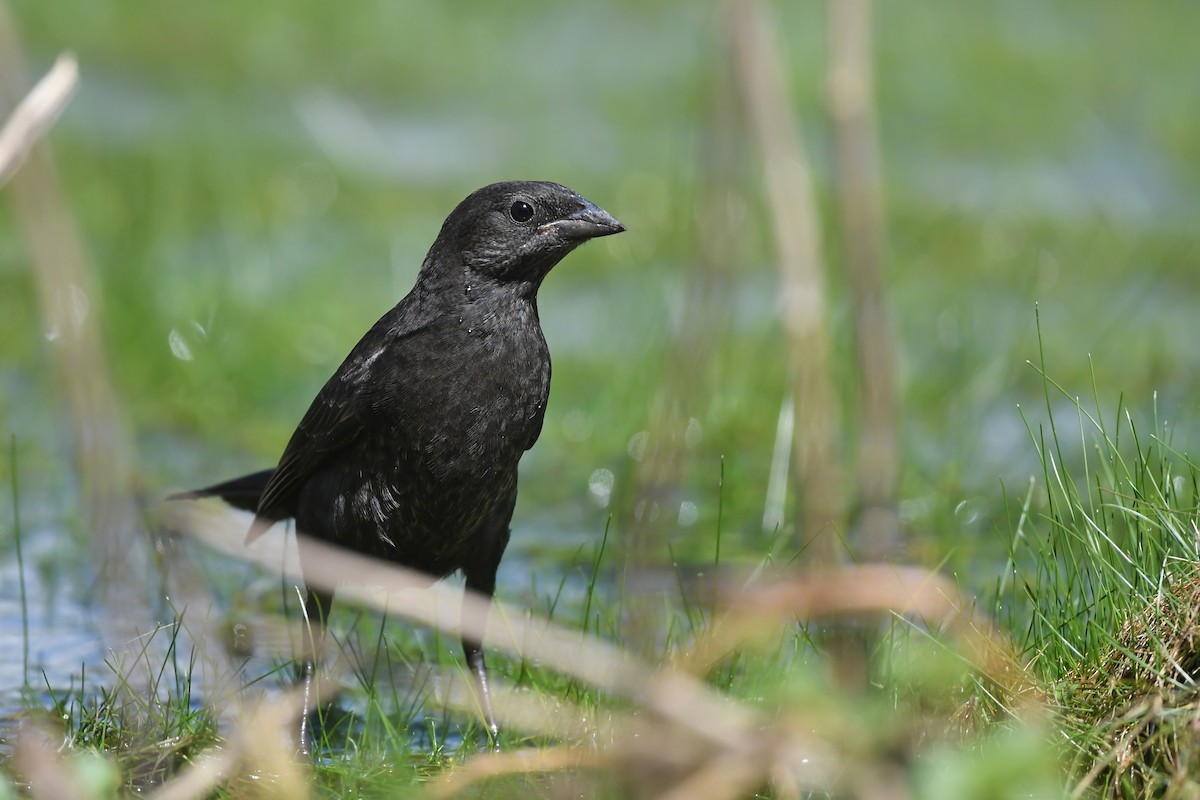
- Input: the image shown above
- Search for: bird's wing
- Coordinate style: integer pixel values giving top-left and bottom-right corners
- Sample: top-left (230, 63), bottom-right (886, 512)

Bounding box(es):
top-left (250, 307), bottom-right (433, 539)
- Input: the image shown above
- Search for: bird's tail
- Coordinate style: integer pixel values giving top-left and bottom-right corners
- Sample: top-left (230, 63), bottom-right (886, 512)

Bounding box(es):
top-left (169, 469), bottom-right (275, 514)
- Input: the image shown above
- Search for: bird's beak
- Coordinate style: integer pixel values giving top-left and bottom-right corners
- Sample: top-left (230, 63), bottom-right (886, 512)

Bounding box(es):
top-left (542, 199), bottom-right (625, 241)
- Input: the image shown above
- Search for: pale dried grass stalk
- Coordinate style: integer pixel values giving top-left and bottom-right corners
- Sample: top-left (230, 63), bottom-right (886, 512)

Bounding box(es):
top-left (827, 0), bottom-right (901, 558)
top-left (149, 687), bottom-right (318, 800)
top-left (679, 565), bottom-right (1039, 712)
top-left (13, 724), bottom-right (85, 800)
top-left (0, 6), bottom-right (155, 660)
top-left (167, 504), bottom-right (1032, 799)
top-left (0, 52), bottom-right (76, 186)
top-left (431, 747), bottom-right (608, 799)
top-left (727, 0), bottom-right (846, 560)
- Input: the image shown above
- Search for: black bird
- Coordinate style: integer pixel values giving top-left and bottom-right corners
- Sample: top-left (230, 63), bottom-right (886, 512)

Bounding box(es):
top-left (175, 181), bottom-right (624, 746)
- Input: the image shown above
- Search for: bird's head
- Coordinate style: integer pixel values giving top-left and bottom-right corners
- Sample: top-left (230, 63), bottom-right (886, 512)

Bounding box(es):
top-left (431, 181), bottom-right (625, 289)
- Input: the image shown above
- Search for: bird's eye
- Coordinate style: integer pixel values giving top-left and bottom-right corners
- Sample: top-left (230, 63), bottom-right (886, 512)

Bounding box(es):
top-left (509, 200), bottom-right (535, 223)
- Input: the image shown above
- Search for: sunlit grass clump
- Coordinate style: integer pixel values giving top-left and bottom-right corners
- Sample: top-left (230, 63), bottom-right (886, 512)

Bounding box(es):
top-left (998, 348), bottom-right (1200, 797)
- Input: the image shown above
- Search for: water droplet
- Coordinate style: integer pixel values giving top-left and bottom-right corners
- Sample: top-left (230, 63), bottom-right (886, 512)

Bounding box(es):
top-left (588, 468), bottom-right (614, 507)
top-left (168, 328), bottom-right (194, 361)
top-left (627, 431), bottom-right (648, 461)
top-left (677, 501), bottom-right (698, 527)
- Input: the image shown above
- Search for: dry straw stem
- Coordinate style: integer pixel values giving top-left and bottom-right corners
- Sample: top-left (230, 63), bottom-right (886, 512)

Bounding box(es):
top-left (167, 505), bottom-right (1031, 799)
top-left (727, 0), bottom-right (846, 560)
top-left (431, 748), bottom-right (611, 798)
top-left (617, 0), bottom-right (742, 625)
top-left (166, 503), bottom-right (753, 740)
top-left (1, 6), bottom-right (155, 650)
top-left (442, 675), bottom-right (618, 745)
top-left (826, 0), bottom-right (901, 556)
top-left (432, 698), bottom-right (835, 800)
top-left (168, 504), bottom-right (837, 797)
top-left (0, 52), bottom-right (77, 186)
top-left (682, 566), bottom-right (1040, 712)
top-left (148, 689), bottom-right (316, 800)
top-left (13, 724), bottom-right (89, 800)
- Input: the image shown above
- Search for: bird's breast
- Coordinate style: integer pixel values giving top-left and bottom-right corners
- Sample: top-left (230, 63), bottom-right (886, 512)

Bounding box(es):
top-left (407, 307), bottom-right (550, 480)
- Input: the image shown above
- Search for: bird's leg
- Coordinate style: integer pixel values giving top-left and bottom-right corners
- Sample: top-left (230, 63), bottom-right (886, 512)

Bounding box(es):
top-left (464, 637), bottom-right (499, 743)
top-left (296, 586), bottom-right (331, 757)
top-left (460, 493), bottom-right (515, 749)
top-left (462, 571), bottom-right (501, 749)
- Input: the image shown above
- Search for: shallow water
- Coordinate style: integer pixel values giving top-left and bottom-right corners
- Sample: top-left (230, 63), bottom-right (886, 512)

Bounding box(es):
top-left (0, 557), bottom-right (106, 718)
top-left (0, 479), bottom-right (611, 754)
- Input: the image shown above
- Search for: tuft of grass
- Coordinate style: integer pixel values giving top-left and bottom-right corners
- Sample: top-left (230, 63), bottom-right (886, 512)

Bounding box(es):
top-left (37, 623), bottom-right (221, 792)
top-left (996, 319), bottom-right (1200, 796)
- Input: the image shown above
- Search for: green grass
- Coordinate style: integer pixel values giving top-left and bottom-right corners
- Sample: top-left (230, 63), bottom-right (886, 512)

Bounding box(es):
top-left (1, 487), bottom-right (1076, 799)
top-left (53, 363), bottom-right (1200, 797)
top-left (8, 367), bottom-right (1200, 796)
top-left (44, 629), bottom-right (221, 789)
top-left (3, 1), bottom-right (1200, 796)
top-left (991, 338), bottom-right (1200, 796)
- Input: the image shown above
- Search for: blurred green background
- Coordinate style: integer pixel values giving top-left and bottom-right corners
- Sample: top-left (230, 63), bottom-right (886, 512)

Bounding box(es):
top-left (3, 0), bottom-right (1199, 588)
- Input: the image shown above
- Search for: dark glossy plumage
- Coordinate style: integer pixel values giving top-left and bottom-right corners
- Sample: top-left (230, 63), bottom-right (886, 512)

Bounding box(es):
top-left (175, 181), bottom-right (623, 745)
